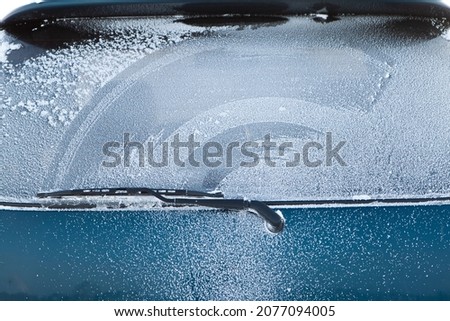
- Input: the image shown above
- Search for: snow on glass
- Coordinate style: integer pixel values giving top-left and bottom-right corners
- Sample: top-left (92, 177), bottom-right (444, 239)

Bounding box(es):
top-left (1, 16), bottom-right (450, 200)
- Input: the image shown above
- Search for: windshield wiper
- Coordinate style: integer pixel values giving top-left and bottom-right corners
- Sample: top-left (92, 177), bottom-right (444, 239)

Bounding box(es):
top-left (37, 188), bottom-right (225, 199)
top-left (37, 188), bottom-right (285, 233)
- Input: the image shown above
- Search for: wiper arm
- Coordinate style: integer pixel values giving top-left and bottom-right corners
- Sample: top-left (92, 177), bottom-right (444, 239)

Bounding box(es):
top-left (37, 188), bottom-right (285, 234)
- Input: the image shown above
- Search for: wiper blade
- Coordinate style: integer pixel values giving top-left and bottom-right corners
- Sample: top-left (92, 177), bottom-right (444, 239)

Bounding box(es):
top-left (37, 188), bottom-right (285, 234)
top-left (37, 188), bottom-right (224, 199)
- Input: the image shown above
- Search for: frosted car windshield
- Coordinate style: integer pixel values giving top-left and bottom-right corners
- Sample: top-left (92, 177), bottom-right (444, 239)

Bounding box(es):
top-left (1, 11), bottom-right (450, 203)
top-left (1, 0), bottom-right (450, 302)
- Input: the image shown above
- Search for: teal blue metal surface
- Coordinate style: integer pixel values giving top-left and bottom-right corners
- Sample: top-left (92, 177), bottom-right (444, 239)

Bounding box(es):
top-left (1, 205), bottom-right (449, 300)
